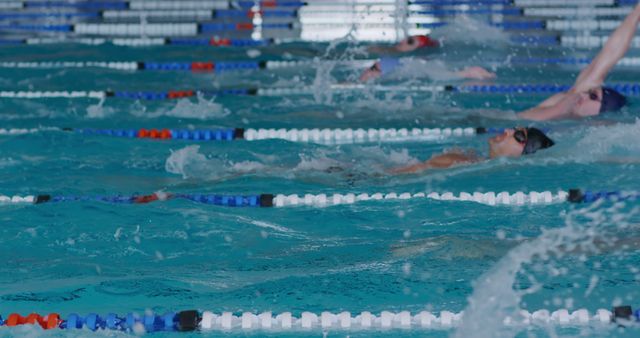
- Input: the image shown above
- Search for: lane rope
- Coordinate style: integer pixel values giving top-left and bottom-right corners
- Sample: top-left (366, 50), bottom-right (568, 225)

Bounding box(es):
top-left (65, 126), bottom-right (488, 144)
top-left (2, 189), bottom-right (637, 208)
top-left (0, 59), bottom-right (373, 72)
top-left (1, 83), bottom-right (639, 100)
top-left (0, 306), bottom-right (637, 332)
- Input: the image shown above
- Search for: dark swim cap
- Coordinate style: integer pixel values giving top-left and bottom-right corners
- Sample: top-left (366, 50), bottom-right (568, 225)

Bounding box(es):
top-left (600, 87), bottom-right (627, 113)
top-left (522, 127), bottom-right (555, 155)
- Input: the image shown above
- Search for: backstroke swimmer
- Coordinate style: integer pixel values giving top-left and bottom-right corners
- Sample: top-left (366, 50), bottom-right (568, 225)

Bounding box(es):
top-left (390, 127), bottom-right (554, 174)
top-left (517, 3), bottom-right (640, 120)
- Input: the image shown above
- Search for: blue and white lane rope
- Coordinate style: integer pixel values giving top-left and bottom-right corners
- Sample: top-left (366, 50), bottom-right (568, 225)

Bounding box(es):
top-left (73, 127), bottom-right (485, 144)
top-left (3, 306), bottom-right (638, 332)
top-left (6, 56), bottom-right (640, 73)
top-left (523, 7), bottom-right (635, 18)
top-left (1, 189), bottom-right (637, 208)
top-left (0, 59), bottom-right (372, 71)
top-left (6, 56), bottom-right (640, 72)
top-left (4, 306), bottom-right (639, 332)
top-left (0, 1), bottom-right (305, 10)
top-left (0, 37), bottom-right (272, 47)
top-left (0, 22), bottom-right (294, 36)
top-left (3, 83), bottom-right (640, 100)
top-left (0, 126), bottom-right (516, 144)
top-left (101, 9), bottom-right (298, 21)
top-left (0, 36), bottom-right (623, 49)
top-left (2, 19), bottom-right (637, 35)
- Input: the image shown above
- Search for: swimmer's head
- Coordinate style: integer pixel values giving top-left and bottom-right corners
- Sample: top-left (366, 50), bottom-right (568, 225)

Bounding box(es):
top-left (600, 87), bottom-right (627, 113)
top-left (395, 35), bottom-right (439, 52)
top-left (489, 127), bottom-right (554, 158)
top-left (359, 57), bottom-right (400, 82)
top-left (575, 87), bottom-right (627, 117)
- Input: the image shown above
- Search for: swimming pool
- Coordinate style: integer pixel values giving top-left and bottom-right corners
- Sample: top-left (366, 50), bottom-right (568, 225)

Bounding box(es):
top-left (1, 1), bottom-right (640, 337)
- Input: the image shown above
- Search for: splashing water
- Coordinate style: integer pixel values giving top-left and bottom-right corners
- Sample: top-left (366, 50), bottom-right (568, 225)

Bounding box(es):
top-left (573, 119), bottom-right (640, 159)
top-left (455, 202), bottom-right (639, 338)
top-left (165, 145), bottom-right (222, 179)
top-left (85, 97), bottom-right (115, 119)
top-left (130, 94), bottom-right (229, 120)
top-left (432, 16), bottom-right (510, 46)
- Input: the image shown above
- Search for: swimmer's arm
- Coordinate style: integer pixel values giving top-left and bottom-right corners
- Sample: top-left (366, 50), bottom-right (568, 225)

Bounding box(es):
top-left (367, 45), bottom-right (396, 54)
top-left (389, 152), bottom-right (477, 174)
top-left (573, 3), bottom-right (640, 91)
top-left (518, 93), bottom-right (580, 120)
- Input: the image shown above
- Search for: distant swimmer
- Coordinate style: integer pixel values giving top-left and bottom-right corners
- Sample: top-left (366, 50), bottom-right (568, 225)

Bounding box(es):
top-left (390, 127), bottom-right (554, 174)
top-left (368, 34), bottom-right (440, 54)
top-left (518, 3), bottom-right (640, 120)
top-left (359, 57), bottom-right (496, 82)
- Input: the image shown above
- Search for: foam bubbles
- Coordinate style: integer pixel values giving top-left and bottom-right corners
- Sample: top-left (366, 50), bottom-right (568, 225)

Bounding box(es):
top-left (131, 94), bottom-right (229, 120)
top-left (165, 145), bottom-right (212, 179)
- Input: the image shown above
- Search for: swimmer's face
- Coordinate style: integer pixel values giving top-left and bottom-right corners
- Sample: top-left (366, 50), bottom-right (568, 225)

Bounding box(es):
top-left (574, 88), bottom-right (602, 117)
top-left (489, 128), bottom-right (526, 158)
top-left (395, 37), bottom-right (419, 52)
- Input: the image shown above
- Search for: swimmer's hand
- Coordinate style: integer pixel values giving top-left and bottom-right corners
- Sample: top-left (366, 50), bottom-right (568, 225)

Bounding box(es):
top-left (456, 66), bottom-right (496, 80)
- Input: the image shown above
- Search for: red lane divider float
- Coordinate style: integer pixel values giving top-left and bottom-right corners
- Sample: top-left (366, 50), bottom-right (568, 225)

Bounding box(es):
top-left (5, 313), bottom-right (61, 330)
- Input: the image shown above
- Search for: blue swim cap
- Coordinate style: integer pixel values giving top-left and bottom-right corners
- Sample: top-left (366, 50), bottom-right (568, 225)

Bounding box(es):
top-left (522, 127), bottom-right (555, 155)
top-left (600, 87), bottom-right (627, 113)
top-left (378, 57), bottom-right (400, 75)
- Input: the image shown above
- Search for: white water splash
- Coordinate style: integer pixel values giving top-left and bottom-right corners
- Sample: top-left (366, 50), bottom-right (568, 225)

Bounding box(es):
top-left (573, 119), bottom-right (640, 159)
top-left (86, 97), bottom-right (116, 119)
top-left (456, 202), bottom-right (638, 338)
top-left (165, 145), bottom-right (219, 179)
top-left (131, 94), bottom-right (229, 120)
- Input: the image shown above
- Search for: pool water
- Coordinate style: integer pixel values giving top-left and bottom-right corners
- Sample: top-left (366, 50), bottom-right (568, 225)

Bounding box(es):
top-left (0, 18), bottom-right (640, 338)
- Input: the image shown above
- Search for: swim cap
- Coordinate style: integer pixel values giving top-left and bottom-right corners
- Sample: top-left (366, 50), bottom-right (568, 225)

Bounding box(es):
top-left (414, 35), bottom-right (439, 48)
top-left (378, 57), bottom-right (400, 75)
top-left (599, 86), bottom-right (627, 113)
top-left (522, 127), bottom-right (555, 155)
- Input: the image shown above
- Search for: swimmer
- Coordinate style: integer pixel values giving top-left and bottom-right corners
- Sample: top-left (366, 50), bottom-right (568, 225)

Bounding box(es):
top-left (360, 57), bottom-right (496, 82)
top-left (518, 3), bottom-right (640, 120)
top-left (368, 35), bottom-right (440, 54)
top-left (390, 127), bottom-right (554, 174)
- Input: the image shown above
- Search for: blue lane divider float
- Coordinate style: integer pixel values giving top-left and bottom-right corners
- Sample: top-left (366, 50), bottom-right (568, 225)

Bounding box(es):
top-left (510, 35), bottom-right (560, 46)
top-left (0, 24), bottom-right (72, 32)
top-left (31, 192), bottom-right (270, 207)
top-left (0, 12), bottom-right (101, 20)
top-left (414, 8), bottom-right (523, 16)
top-left (410, 0), bottom-right (510, 4)
top-left (24, 1), bottom-right (128, 9)
top-left (417, 21), bottom-right (545, 30)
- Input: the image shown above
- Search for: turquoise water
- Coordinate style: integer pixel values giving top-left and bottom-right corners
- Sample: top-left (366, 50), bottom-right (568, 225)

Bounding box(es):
top-left (0, 32), bottom-right (640, 337)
